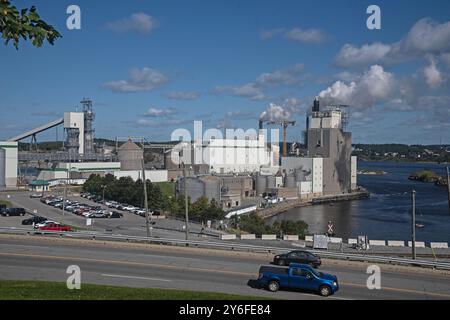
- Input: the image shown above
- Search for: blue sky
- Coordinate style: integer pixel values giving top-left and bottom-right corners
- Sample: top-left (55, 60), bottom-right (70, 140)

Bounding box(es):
top-left (1, 0), bottom-right (450, 144)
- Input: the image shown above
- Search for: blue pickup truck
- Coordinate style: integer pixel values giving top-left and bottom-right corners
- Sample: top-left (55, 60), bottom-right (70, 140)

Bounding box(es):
top-left (257, 263), bottom-right (339, 297)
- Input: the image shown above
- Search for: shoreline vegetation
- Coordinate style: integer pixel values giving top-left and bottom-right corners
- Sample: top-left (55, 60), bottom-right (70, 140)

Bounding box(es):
top-left (357, 168), bottom-right (387, 175)
top-left (408, 170), bottom-right (448, 186)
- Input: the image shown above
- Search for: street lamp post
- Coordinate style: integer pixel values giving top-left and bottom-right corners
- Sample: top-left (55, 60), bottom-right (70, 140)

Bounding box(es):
top-left (411, 189), bottom-right (417, 260)
top-left (142, 157), bottom-right (151, 239)
top-left (182, 162), bottom-right (189, 241)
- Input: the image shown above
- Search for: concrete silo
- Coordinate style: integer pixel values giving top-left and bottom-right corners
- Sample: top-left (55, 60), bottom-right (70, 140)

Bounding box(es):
top-left (266, 176), bottom-right (276, 189)
top-left (294, 168), bottom-right (305, 182)
top-left (255, 174), bottom-right (267, 196)
top-left (285, 175), bottom-right (296, 188)
top-left (118, 139), bottom-right (144, 171)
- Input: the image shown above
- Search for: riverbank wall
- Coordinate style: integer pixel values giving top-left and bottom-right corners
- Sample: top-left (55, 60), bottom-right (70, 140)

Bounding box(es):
top-left (257, 189), bottom-right (370, 220)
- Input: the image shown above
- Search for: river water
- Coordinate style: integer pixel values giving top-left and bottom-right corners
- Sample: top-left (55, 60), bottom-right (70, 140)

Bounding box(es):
top-left (267, 162), bottom-right (450, 243)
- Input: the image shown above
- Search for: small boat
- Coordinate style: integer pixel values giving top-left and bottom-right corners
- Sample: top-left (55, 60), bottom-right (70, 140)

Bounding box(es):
top-left (415, 223), bottom-right (425, 228)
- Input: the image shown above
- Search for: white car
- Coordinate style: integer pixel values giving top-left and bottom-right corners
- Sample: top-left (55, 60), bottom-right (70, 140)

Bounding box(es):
top-left (123, 206), bottom-right (136, 212)
top-left (34, 220), bottom-right (59, 228)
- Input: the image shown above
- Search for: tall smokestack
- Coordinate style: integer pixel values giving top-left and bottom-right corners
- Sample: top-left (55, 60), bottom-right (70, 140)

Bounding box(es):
top-left (312, 97), bottom-right (320, 112)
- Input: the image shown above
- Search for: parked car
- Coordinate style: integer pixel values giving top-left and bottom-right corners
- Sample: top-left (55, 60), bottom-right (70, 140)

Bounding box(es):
top-left (107, 211), bottom-right (123, 218)
top-left (273, 250), bottom-right (321, 268)
top-left (257, 263), bottom-right (338, 297)
top-left (85, 212), bottom-right (107, 218)
top-left (1, 207), bottom-right (26, 217)
top-left (29, 193), bottom-right (42, 198)
top-left (22, 216), bottom-right (47, 225)
top-left (38, 223), bottom-right (72, 232)
top-left (34, 220), bottom-right (59, 228)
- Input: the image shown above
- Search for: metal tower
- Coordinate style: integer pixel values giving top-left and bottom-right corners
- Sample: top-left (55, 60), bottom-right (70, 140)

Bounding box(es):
top-left (81, 98), bottom-right (95, 154)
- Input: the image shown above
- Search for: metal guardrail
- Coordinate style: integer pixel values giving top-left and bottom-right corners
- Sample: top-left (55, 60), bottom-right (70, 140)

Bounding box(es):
top-left (1, 227), bottom-right (450, 271)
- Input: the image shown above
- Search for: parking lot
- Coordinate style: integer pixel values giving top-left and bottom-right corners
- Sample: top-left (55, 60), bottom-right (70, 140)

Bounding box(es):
top-left (0, 191), bottom-right (224, 239)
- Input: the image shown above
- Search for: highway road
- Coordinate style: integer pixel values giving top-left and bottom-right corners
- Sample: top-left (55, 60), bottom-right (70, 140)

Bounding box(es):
top-left (1, 235), bottom-right (450, 300)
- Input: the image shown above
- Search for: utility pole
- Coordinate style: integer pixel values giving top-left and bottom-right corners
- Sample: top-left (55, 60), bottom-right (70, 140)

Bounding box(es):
top-left (62, 167), bottom-right (68, 216)
top-left (101, 185), bottom-right (106, 203)
top-left (411, 190), bottom-right (416, 260)
top-left (182, 162), bottom-right (189, 241)
top-left (447, 167), bottom-right (450, 214)
top-left (141, 153), bottom-right (151, 239)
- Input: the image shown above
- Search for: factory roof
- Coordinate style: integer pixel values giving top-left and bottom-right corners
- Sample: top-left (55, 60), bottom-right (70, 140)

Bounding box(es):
top-left (29, 180), bottom-right (50, 186)
top-left (119, 139), bottom-right (142, 151)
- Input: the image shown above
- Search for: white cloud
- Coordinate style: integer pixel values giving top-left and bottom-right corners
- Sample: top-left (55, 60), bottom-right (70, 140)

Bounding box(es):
top-left (441, 53), bottom-right (450, 67)
top-left (319, 65), bottom-right (395, 109)
top-left (254, 64), bottom-right (305, 87)
top-left (106, 13), bottom-right (158, 34)
top-left (144, 107), bottom-right (177, 117)
top-left (103, 67), bottom-right (168, 93)
top-left (214, 83), bottom-right (265, 100)
top-left (261, 27), bottom-right (327, 43)
top-left (259, 103), bottom-right (302, 122)
top-left (335, 18), bottom-right (450, 67)
top-left (259, 28), bottom-right (285, 40)
top-left (424, 56), bottom-right (444, 89)
top-left (335, 43), bottom-right (394, 67)
top-left (166, 91), bottom-right (200, 100)
top-left (284, 27), bottom-right (327, 43)
top-left (136, 118), bottom-right (190, 127)
top-left (214, 64), bottom-right (306, 101)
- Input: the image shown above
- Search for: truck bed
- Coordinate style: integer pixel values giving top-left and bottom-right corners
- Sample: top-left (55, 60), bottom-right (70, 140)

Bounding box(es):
top-left (259, 266), bottom-right (289, 275)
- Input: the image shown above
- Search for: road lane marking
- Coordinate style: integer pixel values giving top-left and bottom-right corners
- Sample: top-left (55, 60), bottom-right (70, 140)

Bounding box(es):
top-left (101, 273), bottom-right (172, 282)
top-left (0, 252), bottom-right (254, 277)
top-left (2, 251), bottom-right (450, 299)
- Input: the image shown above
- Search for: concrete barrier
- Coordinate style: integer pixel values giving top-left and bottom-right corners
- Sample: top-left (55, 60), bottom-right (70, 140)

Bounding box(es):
top-left (283, 235), bottom-right (299, 241)
top-left (387, 240), bottom-right (405, 247)
top-left (305, 236), bottom-right (313, 242)
top-left (348, 239), bottom-right (357, 245)
top-left (239, 234), bottom-right (256, 240)
top-left (329, 237), bottom-right (342, 244)
top-left (407, 241), bottom-right (426, 248)
top-left (369, 240), bottom-right (386, 246)
top-left (261, 234), bottom-right (277, 240)
top-left (430, 242), bottom-right (449, 249)
top-left (220, 234), bottom-right (236, 240)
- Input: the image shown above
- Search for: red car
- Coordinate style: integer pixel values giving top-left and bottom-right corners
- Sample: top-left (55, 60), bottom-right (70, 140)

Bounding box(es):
top-left (38, 223), bottom-right (72, 232)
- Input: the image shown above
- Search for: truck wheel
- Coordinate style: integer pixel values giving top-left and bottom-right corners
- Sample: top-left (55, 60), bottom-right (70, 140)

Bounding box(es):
top-left (319, 285), bottom-right (331, 297)
top-left (268, 280), bottom-right (279, 292)
top-left (277, 259), bottom-right (285, 266)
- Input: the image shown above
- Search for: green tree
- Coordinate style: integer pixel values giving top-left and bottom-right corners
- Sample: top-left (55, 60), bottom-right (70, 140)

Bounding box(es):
top-left (238, 213), bottom-right (270, 236)
top-left (190, 196), bottom-right (209, 219)
top-left (0, 0), bottom-right (61, 49)
top-left (272, 220), bottom-right (308, 238)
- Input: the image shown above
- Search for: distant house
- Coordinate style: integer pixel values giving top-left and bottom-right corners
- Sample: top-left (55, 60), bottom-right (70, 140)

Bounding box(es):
top-left (29, 180), bottom-right (50, 192)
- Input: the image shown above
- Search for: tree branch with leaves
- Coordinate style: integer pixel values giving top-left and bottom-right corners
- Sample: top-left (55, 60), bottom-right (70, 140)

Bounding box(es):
top-left (0, 0), bottom-right (61, 49)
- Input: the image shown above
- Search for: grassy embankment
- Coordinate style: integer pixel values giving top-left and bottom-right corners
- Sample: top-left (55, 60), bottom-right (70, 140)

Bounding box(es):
top-left (0, 280), bottom-right (265, 300)
top-left (0, 200), bottom-right (12, 207)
